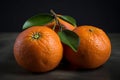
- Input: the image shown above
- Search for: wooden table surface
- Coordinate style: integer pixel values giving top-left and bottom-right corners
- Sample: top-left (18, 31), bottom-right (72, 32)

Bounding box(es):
top-left (0, 33), bottom-right (120, 80)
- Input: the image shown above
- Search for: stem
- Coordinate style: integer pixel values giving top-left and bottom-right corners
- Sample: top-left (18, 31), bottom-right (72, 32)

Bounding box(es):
top-left (50, 9), bottom-right (57, 18)
top-left (52, 21), bottom-right (56, 30)
top-left (50, 9), bottom-right (63, 31)
top-left (32, 32), bottom-right (41, 40)
top-left (89, 29), bottom-right (93, 32)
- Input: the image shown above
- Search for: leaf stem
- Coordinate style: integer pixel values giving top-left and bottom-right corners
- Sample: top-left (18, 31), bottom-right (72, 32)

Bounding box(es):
top-left (50, 9), bottom-right (63, 31)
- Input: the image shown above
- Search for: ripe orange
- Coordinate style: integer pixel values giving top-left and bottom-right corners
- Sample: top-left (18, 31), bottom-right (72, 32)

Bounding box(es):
top-left (64, 25), bottom-right (111, 69)
top-left (14, 26), bottom-right (63, 72)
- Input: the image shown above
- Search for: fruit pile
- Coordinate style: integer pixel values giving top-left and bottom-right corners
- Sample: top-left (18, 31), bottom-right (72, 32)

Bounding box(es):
top-left (13, 10), bottom-right (111, 72)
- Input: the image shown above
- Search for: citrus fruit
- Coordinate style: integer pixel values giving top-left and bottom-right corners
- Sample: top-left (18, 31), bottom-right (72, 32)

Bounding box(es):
top-left (14, 26), bottom-right (63, 72)
top-left (64, 25), bottom-right (111, 69)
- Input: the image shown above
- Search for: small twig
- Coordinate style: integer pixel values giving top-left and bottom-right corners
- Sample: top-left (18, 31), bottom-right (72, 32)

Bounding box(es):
top-left (50, 9), bottom-right (63, 31)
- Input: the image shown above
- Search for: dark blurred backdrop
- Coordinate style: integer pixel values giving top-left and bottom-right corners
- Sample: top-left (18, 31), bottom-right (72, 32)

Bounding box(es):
top-left (0, 0), bottom-right (119, 32)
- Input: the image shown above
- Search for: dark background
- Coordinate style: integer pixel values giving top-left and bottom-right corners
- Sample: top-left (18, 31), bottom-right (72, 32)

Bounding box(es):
top-left (0, 0), bottom-right (119, 32)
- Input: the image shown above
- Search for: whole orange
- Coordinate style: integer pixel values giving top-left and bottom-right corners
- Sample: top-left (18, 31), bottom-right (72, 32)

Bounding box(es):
top-left (14, 26), bottom-right (63, 72)
top-left (64, 25), bottom-right (111, 69)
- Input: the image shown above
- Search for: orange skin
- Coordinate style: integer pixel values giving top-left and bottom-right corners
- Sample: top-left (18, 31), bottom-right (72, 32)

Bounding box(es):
top-left (64, 25), bottom-right (111, 69)
top-left (14, 26), bottom-right (63, 72)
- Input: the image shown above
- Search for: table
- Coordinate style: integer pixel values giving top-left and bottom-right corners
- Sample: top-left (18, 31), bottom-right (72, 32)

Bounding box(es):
top-left (0, 33), bottom-right (120, 80)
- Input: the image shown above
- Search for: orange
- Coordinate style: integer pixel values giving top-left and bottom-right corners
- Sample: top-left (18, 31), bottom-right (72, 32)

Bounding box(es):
top-left (14, 26), bottom-right (63, 72)
top-left (64, 25), bottom-right (111, 69)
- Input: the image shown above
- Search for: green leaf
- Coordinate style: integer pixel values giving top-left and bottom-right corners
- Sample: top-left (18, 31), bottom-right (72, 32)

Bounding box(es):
top-left (58, 30), bottom-right (80, 52)
top-left (22, 13), bottom-right (54, 29)
top-left (58, 15), bottom-right (77, 26)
